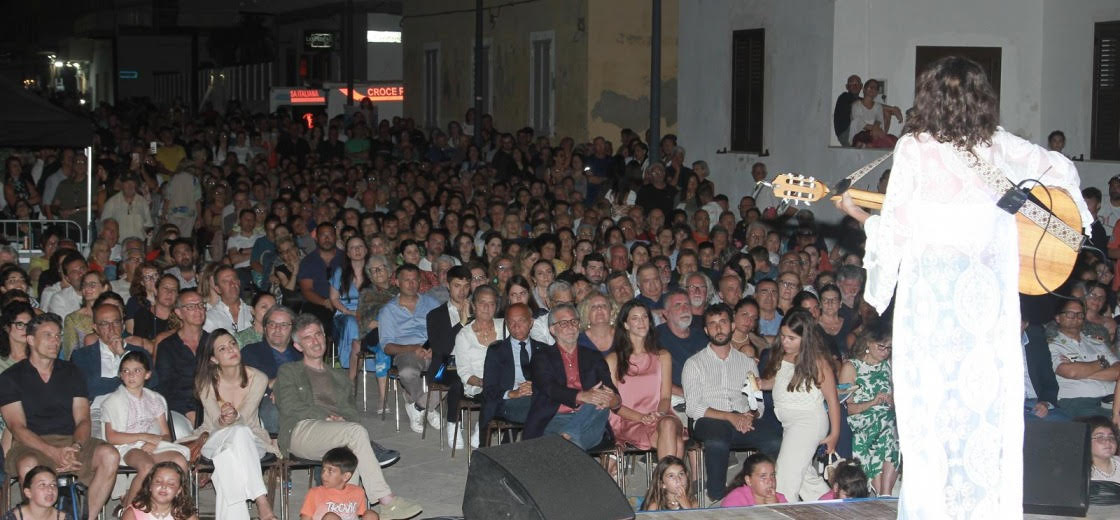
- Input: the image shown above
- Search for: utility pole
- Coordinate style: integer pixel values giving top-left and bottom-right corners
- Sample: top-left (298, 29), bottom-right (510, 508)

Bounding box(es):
top-left (346, 0), bottom-right (355, 106)
top-left (473, 0), bottom-right (484, 147)
top-left (649, 0), bottom-right (661, 164)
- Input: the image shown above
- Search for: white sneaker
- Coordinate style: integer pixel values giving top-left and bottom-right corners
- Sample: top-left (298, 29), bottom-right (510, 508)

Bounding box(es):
top-left (446, 425), bottom-right (464, 449)
top-left (426, 406), bottom-right (442, 429)
top-left (469, 423), bottom-right (480, 449)
top-left (403, 404), bottom-right (424, 434)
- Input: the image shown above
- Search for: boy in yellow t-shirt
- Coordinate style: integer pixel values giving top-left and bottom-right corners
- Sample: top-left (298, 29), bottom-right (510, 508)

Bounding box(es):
top-left (300, 447), bottom-right (379, 520)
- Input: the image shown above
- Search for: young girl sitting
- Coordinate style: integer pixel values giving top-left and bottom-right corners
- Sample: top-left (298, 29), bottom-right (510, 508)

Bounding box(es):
top-left (102, 351), bottom-right (191, 510)
top-left (122, 462), bottom-right (198, 520)
top-left (722, 453), bottom-right (787, 507)
top-left (759, 309), bottom-right (842, 502)
top-left (2, 466), bottom-right (62, 520)
top-left (641, 456), bottom-right (694, 511)
top-left (818, 459), bottom-right (872, 500)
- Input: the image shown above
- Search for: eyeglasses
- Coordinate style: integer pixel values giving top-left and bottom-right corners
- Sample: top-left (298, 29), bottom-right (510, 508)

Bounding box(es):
top-left (1092, 434), bottom-right (1117, 443)
top-left (178, 303), bottom-right (205, 311)
top-left (472, 275), bottom-right (487, 281)
top-left (10, 321), bottom-right (28, 330)
top-left (266, 321), bottom-right (292, 329)
top-left (142, 274), bottom-right (158, 281)
top-left (1059, 311), bottom-right (1086, 319)
top-left (778, 281), bottom-right (799, 289)
top-left (872, 342), bottom-right (892, 351)
top-left (552, 319), bottom-right (580, 329)
top-left (95, 319), bottom-right (123, 328)
top-left (685, 284), bottom-right (705, 291)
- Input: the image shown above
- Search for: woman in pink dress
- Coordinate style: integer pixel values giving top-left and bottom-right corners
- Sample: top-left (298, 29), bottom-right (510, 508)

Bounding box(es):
top-left (606, 300), bottom-right (685, 460)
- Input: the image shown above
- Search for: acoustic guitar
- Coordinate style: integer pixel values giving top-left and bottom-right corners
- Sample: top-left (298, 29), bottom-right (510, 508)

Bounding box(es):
top-left (770, 173), bottom-right (1084, 295)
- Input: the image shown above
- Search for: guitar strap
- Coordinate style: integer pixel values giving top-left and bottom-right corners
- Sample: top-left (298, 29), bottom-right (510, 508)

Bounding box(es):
top-left (952, 147), bottom-right (1083, 251)
top-left (832, 152), bottom-right (893, 194)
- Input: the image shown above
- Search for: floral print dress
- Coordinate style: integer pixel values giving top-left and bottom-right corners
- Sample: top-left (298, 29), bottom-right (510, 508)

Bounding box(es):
top-left (846, 358), bottom-right (900, 481)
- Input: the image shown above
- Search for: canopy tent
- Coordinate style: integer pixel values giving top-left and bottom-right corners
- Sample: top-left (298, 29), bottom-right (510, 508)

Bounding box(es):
top-left (0, 79), bottom-right (96, 248)
top-left (0, 80), bottom-right (93, 147)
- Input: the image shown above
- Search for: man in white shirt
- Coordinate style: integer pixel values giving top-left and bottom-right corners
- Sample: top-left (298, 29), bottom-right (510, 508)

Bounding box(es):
top-left (100, 174), bottom-right (152, 245)
top-left (226, 209), bottom-right (263, 270)
top-left (43, 254), bottom-right (87, 319)
top-left (1098, 176), bottom-right (1120, 231)
top-left (1049, 299), bottom-right (1120, 419)
top-left (110, 244), bottom-right (144, 300)
top-left (40, 149), bottom-right (72, 216)
top-left (683, 303), bottom-right (781, 502)
top-left (164, 240), bottom-right (198, 289)
top-left (203, 265), bottom-right (252, 333)
top-left (416, 229), bottom-right (447, 272)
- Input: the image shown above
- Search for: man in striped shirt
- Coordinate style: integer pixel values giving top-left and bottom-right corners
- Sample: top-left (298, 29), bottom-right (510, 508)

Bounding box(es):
top-left (683, 303), bottom-right (782, 502)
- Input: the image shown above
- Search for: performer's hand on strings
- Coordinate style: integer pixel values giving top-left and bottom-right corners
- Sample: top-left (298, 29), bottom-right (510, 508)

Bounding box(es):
top-left (834, 192), bottom-right (871, 225)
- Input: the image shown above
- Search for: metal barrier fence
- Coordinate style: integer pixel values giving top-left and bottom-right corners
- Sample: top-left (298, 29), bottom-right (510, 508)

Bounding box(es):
top-left (0, 220), bottom-right (88, 263)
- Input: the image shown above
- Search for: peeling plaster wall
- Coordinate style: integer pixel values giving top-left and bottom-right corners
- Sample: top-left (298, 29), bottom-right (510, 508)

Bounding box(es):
top-left (586, 0), bottom-right (678, 141)
top-left (402, 0), bottom-right (588, 136)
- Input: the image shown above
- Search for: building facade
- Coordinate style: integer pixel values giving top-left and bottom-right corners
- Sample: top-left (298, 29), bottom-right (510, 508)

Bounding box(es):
top-left (402, 0), bottom-right (678, 140)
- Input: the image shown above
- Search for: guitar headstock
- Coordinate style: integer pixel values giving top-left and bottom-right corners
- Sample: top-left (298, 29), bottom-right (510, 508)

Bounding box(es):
top-left (771, 173), bottom-right (829, 206)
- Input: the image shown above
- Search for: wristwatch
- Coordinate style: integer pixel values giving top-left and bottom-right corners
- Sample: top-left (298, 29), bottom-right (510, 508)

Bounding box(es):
top-left (1099, 355), bottom-right (1110, 369)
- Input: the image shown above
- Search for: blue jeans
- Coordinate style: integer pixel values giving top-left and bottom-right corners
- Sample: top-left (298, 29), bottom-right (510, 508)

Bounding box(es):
top-left (1024, 399), bottom-right (1072, 422)
top-left (259, 395), bottom-right (279, 435)
top-left (543, 404), bottom-right (610, 450)
top-left (499, 397), bottom-right (532, 424)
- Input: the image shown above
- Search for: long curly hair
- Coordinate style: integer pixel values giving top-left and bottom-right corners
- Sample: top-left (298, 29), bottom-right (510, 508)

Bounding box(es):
top-left (130, 462), bottom-right (197, 520)
top-left (904, 55), bottom-right (999, 150)
top-left (761, 309), bottom-right (829, 392)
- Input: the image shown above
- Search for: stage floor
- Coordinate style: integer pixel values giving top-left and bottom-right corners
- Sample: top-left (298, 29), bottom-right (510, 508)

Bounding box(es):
top-left (635, 498), bottom-right (1120, 519)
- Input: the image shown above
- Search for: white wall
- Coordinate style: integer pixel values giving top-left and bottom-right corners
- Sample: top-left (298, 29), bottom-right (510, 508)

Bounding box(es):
top-left (832, 0), bottom-right (1045, 143)
top-left (679, 0), bottom-right (1120, 224)
top-left (1041, 0), bottom-right (1120, 188)
top-left (366, 13), bottom-right (403, 81)
top-left (680, 0), bottom-right (871, 224)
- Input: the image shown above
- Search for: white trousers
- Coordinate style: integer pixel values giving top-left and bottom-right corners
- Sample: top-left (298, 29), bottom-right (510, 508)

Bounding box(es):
top-left (201, 425), bottom-right (269, 520)
top-left (774, 405), bottom-right (828, 502)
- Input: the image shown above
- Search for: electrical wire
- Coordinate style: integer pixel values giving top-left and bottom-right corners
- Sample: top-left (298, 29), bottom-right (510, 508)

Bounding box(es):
top-left (400, 0), bottom-right (546, 21)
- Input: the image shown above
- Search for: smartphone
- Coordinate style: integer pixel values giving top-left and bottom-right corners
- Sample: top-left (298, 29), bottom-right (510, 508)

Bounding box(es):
top-left (149, 141), bottom-right (158, 155)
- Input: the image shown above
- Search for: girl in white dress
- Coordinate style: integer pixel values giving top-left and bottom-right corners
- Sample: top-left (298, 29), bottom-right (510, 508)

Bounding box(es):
top-left (102, 351), bottom-right (190, 511)
top-left (759, 310), bottom-right (841, 502)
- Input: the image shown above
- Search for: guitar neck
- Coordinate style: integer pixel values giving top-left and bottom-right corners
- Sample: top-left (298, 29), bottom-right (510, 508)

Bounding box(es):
top-left (828, 188), bottom-right (884, 210)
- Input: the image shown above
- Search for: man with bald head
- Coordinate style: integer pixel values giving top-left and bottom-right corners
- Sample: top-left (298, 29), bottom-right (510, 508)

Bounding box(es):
top-left (71, 303), bottom-right (153, 399)
top-left (480, 303), bottom-right (545, 430)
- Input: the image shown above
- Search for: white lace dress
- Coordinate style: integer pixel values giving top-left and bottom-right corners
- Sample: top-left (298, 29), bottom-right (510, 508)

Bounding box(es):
top-left (862, 129), bottom-right (1091, 519)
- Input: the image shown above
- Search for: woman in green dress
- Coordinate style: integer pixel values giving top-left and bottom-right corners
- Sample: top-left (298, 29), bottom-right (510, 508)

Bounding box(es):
top-left (839, 326), bottom-right (900, 496)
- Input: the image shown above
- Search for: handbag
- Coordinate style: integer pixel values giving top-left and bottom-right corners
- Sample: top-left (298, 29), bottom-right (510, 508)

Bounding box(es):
top-left (799, 448), bottom-right (844, 500)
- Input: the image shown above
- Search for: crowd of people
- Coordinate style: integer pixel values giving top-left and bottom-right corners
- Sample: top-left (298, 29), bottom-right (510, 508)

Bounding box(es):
top-left (0, 86), bottom-right (1115, 520)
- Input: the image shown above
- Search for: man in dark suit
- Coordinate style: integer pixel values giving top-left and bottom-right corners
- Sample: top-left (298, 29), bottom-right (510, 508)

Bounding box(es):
top-left (480, 303), bottom-right (542, 430)
top-left (426, 265), bottom-right (471, 446)
top-left (523, 303), bottom-right (620, 450)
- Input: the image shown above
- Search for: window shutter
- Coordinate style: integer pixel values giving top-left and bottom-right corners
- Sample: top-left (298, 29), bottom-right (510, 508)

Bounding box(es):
top-left (731, 29), bottom-right (764, 153)
top-left (1093, 21), bottom-right (1120, 161)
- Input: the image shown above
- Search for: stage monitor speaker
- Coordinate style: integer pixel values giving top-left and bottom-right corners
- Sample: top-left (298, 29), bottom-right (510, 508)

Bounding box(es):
top-left (1023, 420), bottom-right (1090, 516)
top-left (463, 436), bottom-right (634, 520)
